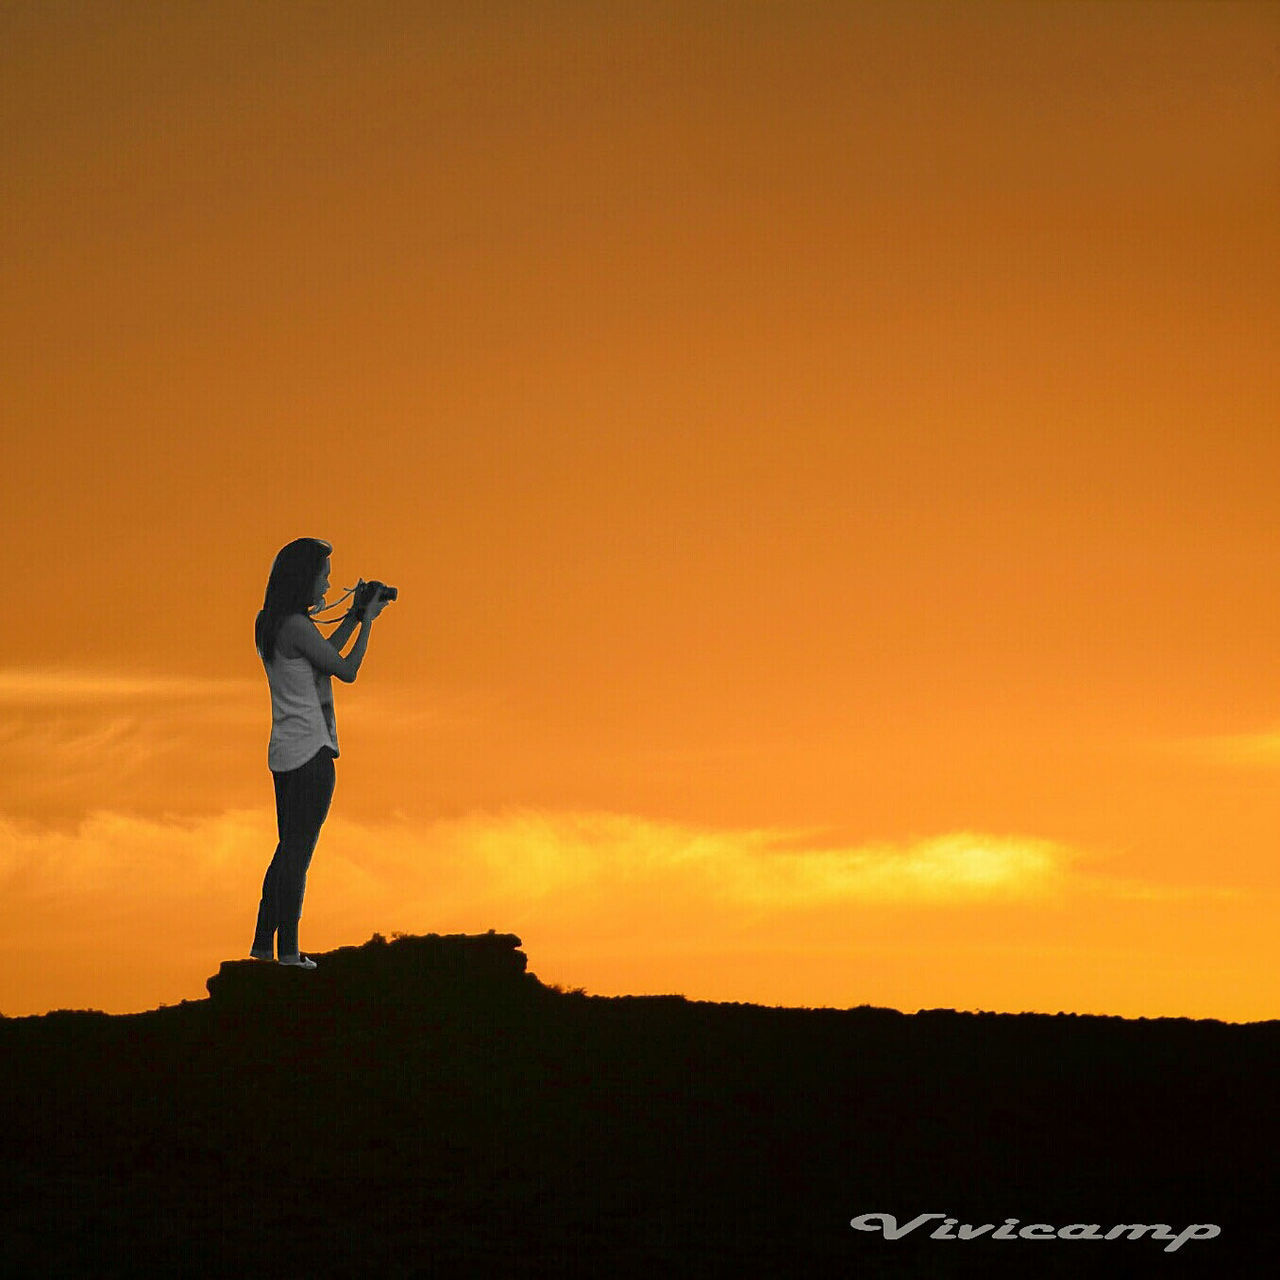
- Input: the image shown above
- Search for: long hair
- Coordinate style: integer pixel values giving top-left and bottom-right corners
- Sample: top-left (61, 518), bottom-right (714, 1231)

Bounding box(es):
top-left (255, 538), bottom-right (332, 664)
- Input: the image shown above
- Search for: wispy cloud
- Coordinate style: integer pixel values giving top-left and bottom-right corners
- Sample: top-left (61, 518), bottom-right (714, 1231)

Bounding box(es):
top-left (1174, 727), bottom-right (1280, 768)
top-left (0, 805), bottom-right (1223, 926)
top-left (460, 814), bottom-right (1074, 907)
top-left (0, 805), bottom-right (1249, 1016)
top-left (0, 669), bottom-right (258, 706)
top-left (0, 666), bottom-right (491, 825)
top-left (0, 666), bottom-right (486, 729)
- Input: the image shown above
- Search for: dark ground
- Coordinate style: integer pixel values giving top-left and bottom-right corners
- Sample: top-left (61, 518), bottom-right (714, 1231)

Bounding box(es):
top-left (1, 932), bottom-right (1273, 1277)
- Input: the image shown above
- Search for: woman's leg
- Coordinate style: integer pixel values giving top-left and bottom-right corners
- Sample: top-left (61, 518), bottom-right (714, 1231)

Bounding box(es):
top-left (280, 748), bottom-right (336, 956)
top-left (252, 749), bottom-right (336, 958)
top-left (250, 775), bottom-right (292, 956)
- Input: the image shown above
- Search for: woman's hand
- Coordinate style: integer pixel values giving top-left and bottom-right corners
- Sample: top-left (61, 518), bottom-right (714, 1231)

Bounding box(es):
top-left (362, 583), bottom-right (391, 621)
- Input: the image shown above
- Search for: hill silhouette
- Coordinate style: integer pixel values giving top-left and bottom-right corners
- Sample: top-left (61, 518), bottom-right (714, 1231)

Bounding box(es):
top-left (1, 931), bottom-right (1272, 1277)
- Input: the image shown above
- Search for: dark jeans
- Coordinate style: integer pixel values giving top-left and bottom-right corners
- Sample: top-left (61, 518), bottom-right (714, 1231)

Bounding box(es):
top-left (252, 747), bottom-right (336, 959)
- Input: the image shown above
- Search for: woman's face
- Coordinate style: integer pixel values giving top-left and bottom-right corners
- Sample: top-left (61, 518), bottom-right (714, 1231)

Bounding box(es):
top-left (311, 557), bottom-right (331, 610)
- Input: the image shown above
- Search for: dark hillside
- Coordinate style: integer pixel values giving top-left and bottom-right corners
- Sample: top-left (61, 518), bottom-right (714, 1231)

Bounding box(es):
top-left (1, 932), bottom-right (1273, 1277)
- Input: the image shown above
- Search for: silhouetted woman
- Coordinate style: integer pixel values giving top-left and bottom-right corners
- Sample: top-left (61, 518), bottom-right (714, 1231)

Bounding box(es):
top-left (250, 537), bottom-right (389, 968)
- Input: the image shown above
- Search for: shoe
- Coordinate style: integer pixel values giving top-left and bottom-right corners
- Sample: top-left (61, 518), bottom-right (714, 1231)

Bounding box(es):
top-left (278, 954), bottom-right (316, 969)
top-left (249, 946), bottom-right (274, 961)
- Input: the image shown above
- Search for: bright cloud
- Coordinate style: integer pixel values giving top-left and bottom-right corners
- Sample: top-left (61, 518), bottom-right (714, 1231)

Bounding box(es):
top-left (459, 813), bottom-right (1072, 907)
top-left (0, 805), bottom-right (1248, 1017)
top-left (0, 806), bottom-right (1218, 927)
top-left (0, 805), bottom-right (1182, 943)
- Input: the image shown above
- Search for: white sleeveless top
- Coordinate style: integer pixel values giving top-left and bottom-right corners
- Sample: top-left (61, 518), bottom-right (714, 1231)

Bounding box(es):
top-left (264, 647), bottom-right (339, 773)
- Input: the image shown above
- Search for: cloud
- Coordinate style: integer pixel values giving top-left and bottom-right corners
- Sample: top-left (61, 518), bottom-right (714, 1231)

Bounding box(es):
top-left (0, 666), bottom-right (490, 826)
top-left (0, 807), bottom-right (266, 900)
top-left (459, 813), bottom-right (1073, 908)
top-left (0, 805), bottom-right (1245, 1016)
top-left (0, 666), bottom-right (484, 733)
top-left (0, 668), bottom-right (260, 706)
top-left (0, 704), bottom-right (201, 817)
top-left (1175, 728), bottom-right (1280, 768)
top-left (0, 804), bottom-right (1190, 925)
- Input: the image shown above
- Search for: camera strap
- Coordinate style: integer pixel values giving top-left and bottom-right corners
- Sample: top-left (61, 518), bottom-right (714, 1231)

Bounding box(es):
top-left (308, 585), bottom-right (358, 625)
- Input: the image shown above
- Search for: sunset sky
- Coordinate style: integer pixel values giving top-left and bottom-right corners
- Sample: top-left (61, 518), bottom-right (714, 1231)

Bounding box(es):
top-left (2, 1), bottom-right (1277, 1020)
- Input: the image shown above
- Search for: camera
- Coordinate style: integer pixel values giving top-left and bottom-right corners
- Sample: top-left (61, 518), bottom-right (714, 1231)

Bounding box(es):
top-left (353, 579), bottom-right (397, 612)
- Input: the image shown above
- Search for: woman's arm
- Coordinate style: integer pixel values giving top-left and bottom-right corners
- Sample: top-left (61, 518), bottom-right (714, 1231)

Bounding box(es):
top-left (326, 611), bottom-right (361, 654)
top-left (283, 613), bottom-right (374, 683)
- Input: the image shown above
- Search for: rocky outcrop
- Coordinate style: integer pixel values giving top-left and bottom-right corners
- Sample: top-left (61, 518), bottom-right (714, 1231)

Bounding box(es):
top-left (205, 929), bottom-right (534, 1010)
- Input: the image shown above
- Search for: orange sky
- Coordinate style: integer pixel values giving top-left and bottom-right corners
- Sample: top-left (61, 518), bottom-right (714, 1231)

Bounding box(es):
top-left (2, 0), bottom-right (1278, 1020)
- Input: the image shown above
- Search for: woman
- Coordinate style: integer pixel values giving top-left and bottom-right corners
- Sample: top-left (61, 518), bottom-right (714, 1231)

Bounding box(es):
top-left (250, 537), bottom-right (390, 968)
